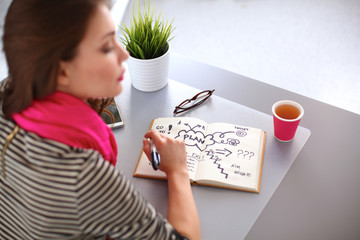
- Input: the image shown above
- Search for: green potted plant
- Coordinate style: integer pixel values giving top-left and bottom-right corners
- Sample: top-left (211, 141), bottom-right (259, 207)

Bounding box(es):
top-left (119, 0), bottom-right (175, 92)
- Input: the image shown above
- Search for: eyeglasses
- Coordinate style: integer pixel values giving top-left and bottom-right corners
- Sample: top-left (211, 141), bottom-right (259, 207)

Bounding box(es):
top-left (173, 89), bottom-right (215, 115)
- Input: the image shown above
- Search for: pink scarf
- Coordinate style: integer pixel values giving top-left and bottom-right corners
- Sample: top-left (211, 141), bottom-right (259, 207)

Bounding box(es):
top-left (12, 91), bottom-right (117, 166)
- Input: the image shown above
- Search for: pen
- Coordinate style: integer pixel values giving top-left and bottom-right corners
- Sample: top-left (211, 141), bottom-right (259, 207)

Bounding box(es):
top-left (149, 138), bottom-right (160, 170)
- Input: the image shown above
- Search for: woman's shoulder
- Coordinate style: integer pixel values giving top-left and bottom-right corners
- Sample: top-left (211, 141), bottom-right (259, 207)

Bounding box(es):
top-left (1, 114), bottom-right (104, 168)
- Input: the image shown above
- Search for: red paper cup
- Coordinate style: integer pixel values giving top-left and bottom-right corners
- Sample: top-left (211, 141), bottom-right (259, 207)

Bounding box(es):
top-left (272, 100), bottom-right (304, 142)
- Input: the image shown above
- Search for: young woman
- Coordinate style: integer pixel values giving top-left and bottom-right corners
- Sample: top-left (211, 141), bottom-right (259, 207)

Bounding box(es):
top-left (0, 0), bottom-right (200, 239)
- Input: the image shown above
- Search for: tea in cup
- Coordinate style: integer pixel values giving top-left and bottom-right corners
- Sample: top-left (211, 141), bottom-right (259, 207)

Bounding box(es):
top-left (272, 100), bottom-right (304, 142)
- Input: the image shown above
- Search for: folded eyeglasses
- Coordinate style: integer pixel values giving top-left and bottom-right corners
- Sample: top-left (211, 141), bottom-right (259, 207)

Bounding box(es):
top-left (173, 89), bottom-right (215, 115)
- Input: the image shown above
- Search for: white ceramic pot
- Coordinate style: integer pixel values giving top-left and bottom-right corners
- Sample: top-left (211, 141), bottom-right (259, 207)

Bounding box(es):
top-left (127, 47), bottom-right (170, 92)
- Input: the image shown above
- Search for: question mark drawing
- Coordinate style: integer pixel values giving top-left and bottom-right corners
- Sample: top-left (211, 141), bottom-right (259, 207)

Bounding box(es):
top-left (243, 151), bottom-right (249, 159)
top-left (237, 149), bottom-right (243, 158)
top-left (248, 152), bottom-right (255, 160)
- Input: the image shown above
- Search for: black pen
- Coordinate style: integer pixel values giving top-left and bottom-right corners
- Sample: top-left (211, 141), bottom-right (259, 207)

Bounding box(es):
top-left (149, 138), bottom-right (160, 170)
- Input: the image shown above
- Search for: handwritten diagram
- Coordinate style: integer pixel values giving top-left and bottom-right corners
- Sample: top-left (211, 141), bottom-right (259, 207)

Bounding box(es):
top-left (153, 120), bottom-right (258, 180)
top-left (173, 123), bottom-right (240, 152)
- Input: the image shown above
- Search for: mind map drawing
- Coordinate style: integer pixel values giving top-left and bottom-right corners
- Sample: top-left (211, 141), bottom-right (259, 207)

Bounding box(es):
top-left (174, 123), bottom-right (239, 152)
top-left (154, 120), bottom-right (257, 180)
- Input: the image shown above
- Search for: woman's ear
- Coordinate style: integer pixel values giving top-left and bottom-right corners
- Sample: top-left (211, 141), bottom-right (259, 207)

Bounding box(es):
top-left (57, 61), bottom-right (70, 88)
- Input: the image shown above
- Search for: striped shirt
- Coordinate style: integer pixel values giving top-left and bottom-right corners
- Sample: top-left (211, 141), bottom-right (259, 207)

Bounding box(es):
top-left (0, 82), bottom-right (186, 240)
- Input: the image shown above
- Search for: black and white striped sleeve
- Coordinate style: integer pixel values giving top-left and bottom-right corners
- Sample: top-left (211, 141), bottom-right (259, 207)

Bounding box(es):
top-left (75, 155), bottom-right (187, 240)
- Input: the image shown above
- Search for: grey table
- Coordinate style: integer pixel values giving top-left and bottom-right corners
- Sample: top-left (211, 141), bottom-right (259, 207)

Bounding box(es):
top-left (114, 52), bottom-right (359, 240)
top-left (166, 53), bottom-right (360, 240)
top-left (115, 70), bottom-right (311, 239)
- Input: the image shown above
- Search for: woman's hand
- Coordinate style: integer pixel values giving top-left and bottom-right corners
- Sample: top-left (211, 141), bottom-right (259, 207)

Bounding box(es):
top-left (142, 130), bottom-right (201, 240)
top-left (143, 130), bottom-right (188, 177)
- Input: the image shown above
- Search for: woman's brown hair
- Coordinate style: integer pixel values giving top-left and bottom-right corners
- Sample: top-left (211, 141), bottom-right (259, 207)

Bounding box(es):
top-left (1, 0), bottom-right (112, 119)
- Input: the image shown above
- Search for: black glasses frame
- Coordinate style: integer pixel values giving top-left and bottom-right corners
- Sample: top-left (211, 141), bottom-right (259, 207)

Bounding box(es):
top-left (173, 89), bottom-right (215, 115)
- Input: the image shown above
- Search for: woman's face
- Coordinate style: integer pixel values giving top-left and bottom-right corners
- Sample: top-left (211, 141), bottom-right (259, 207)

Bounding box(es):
top-left (57, 3), bottom-right (129, 100)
